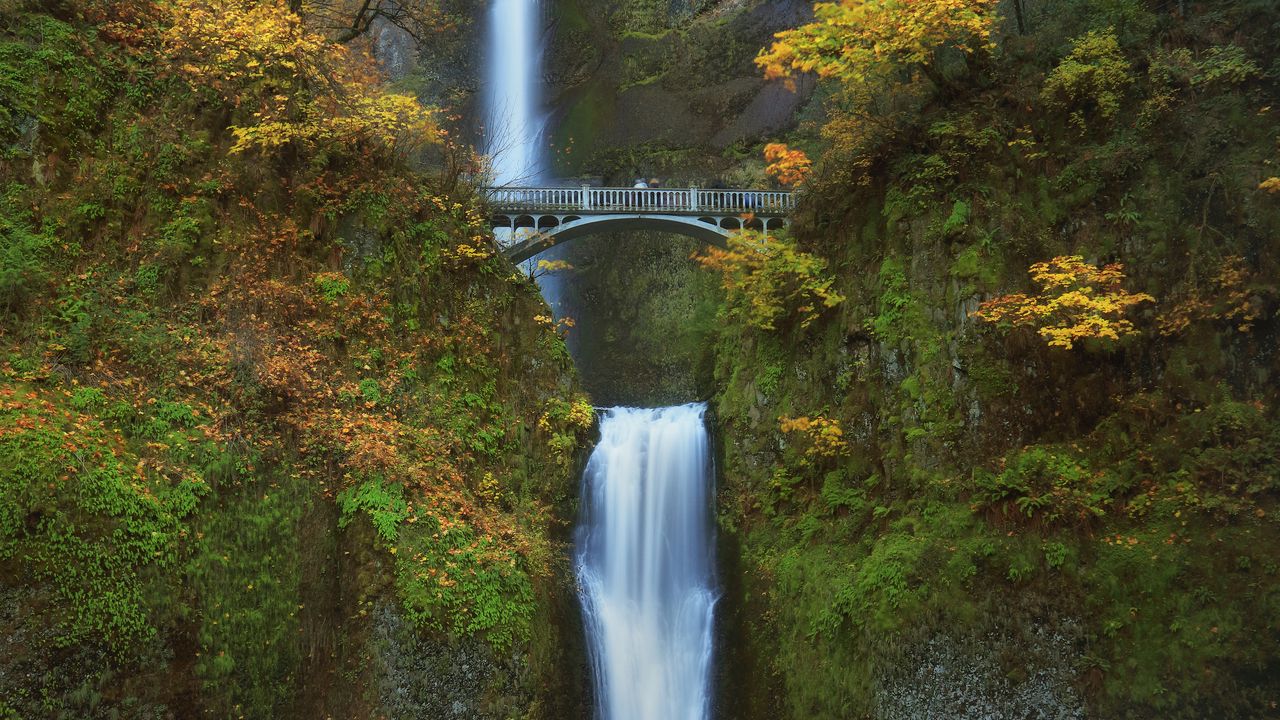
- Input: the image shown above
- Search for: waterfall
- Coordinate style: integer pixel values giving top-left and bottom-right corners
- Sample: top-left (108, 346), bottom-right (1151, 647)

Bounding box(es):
top-left (482, 0), bottom-right (570, 311)
top-left (482, 0), bottom-right (545, 185)
top-left (481, 4), bottom-right (720, 713)
top-left (576, 404), bottom-right (719, 720)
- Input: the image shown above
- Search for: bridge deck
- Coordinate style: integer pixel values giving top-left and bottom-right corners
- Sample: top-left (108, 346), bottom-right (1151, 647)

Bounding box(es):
top-left (482, 186), bottom-right (793, 217)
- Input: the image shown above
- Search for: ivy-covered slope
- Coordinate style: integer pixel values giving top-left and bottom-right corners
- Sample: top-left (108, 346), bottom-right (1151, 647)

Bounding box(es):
top-left (0, 2), bottom-right (590, 718)
top-left (706, 1), bottom-right (1280, 718)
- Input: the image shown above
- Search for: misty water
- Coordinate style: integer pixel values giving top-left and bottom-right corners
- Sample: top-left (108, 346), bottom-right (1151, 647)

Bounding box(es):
top-left (575, 405), bottom-right (719, 720)
top-left (482, 3), bottom-right (719, 718)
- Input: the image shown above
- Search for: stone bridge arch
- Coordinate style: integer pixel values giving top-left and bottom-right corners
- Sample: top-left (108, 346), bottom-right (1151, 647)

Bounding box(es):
top-left (492, 213), bottom-right (788, 263)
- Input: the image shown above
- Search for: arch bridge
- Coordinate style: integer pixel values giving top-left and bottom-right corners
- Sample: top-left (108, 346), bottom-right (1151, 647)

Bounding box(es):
top-left (482, 186), bottom-right (795, 263)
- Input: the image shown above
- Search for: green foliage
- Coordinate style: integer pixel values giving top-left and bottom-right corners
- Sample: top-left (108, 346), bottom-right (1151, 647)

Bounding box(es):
top-left (1081, 0), bottom-right (1156, 42)
top-left (153, 197), bottom-right (211, 265)
top-left (870, 256), bottom-right (927, 347)
top-left (338, 476), bottom-right (408, 544)
top-left (712, 0), bottom-right (1280, 716)
top-left (358, 377), bottom-right (383, 405)
top-left (0, 184), bottom-right (54, 313)
top-left (0, 0), bottom-right (589, 713)
top-left (0, 388), bottom-right (207, 651)
top-left (395, 515), bottom-right (535, 650)
top-left (1194, 45), bottom-right (1262, 86)
top-left (973, 446), bottom-right (1112, 527)
top-left (949, 244), bottom-right (1000, 293)
top-left (756, 362), bottom-right (783, 398)
top-left (695, 231), bottom-right (845, 332)
top-left (338, 475), bottom-right (536, 649)
top-left (0, 14), bottom-right (111, 149)
top-left (1042, 28), bottom-right (1134, 130)
top-left (314, 271), bottom-right (350, 301)
top-left (814, 532), bottom-right (930, 636)
top-left (69, 386), bottom-right (106, 410)
top-left (187, 474), bottom-right (303, 719)
top-left (941, 199), bottom-right (970, 237)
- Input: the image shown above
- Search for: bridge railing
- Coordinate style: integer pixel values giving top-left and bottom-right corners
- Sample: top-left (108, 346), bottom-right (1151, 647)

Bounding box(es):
top-left (481, 186), bottom-right (794, 216)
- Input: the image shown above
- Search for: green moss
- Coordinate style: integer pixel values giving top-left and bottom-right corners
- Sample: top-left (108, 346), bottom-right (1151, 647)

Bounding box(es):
top-left (0, 386), bottom-right (208, 651)
top-left (707, 1), bottom-right (1280, 714)
top-left (188, 469), bottom-right (304, 719)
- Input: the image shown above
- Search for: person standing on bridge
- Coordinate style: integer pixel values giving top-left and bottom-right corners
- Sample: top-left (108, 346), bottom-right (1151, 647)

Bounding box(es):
top-left (633, 178), bottom-right (648, 188)
top-left (648, 178), bottom-right (663, 209)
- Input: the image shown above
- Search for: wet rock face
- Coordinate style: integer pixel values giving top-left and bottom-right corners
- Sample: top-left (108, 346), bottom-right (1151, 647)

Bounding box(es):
top-left (370, 602), bottom-right (530, 720)
top-left (0, 585), bottom-right (178, 719)
top-left (876, 625), bottom-right (1087, 720)
top-left (541, 231), bottom-right (721, 407)
top-left (544, 0), bottom-right (815, 182)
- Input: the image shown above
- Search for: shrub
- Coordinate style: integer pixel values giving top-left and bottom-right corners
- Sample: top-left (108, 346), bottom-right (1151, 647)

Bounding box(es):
top-left (973, 446), bottom-right (1112, 528)
top-left (779, 414), bottom-right (850, 463)
top-left (695, 230), bottom-right (844, 332)
top-left (1042, 28), bottom-right (1134, 130)
top-left (161, 0), bottom-right (438, 156)
top-left (974, 255), bottom-right (1154, 350)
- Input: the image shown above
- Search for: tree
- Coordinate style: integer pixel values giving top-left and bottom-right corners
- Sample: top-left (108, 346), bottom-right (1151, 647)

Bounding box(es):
top-left (756, 0), bottom-right (1000, 87)
top-left (756, 0), bottom-right (1000, 188)
top-left (694, 230), bottom-right (845, 332)
top-left (974, 256), bottom-right (1154, 350)
top-left (763, 143), bottom-right (813, 187)
top-left (162, 0), bottom-right (438, 155)
top-left (296, 0), bottom-right (444, 43)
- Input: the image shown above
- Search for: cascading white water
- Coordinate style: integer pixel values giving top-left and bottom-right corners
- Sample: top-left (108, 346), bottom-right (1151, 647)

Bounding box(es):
top-left (482, 0), bottom-right (545, 185)
top-left (576, 404), bottom-right (719, 720)
top-left (482, 0), bottom-right (572, 313)
top-left (482, 4), bottom-right (718, 712)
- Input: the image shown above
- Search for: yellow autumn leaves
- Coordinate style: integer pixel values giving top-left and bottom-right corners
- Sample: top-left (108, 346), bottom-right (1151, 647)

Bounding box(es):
top-left (694, 231), bottom-right (845, 332)
top-left (162, 0), bottom-right (437, 155)
top-left (974, 256), bottom-right (1155, 350)
top-left (754, 0), bottom-right (999, 186)
top-left (779, 414), bottom-right (849, 460)
top-left (755, 0), bottom-right (999, 84)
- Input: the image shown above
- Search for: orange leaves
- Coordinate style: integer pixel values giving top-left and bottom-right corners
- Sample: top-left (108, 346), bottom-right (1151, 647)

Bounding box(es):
top-left (1157, 255), bottom-right (1263, 336)
top-left (1259, 177), bottom-right (1280, 194)
top-left (974, 256), bottom-right (1154, 350)
top-left (258, 342), bottom-right (324, 405)
top-left (763, 143), bottom-right (813, 187)
top-left (756, 0), bottom-right (1000, 84)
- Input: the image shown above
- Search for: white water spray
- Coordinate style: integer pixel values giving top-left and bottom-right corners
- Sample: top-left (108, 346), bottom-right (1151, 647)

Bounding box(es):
top-left (576, 404), bottom-right (719, 720)
top-left (482, 0), bottom-right (571, 312)
top-left (482, 0), bottom-right (545, 185)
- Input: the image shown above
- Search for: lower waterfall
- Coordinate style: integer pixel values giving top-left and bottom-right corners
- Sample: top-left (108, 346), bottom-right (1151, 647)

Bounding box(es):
top-left (575, 403), bottom-right (718, 720)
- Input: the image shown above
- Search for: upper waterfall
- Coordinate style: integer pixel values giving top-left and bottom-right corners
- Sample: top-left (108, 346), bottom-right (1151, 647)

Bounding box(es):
top-left (482, 0), bottom-right (546, 186)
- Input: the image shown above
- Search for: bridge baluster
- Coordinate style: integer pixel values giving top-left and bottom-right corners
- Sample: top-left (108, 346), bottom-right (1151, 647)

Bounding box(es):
top-left (479, 184), bottom-right (791, 244)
